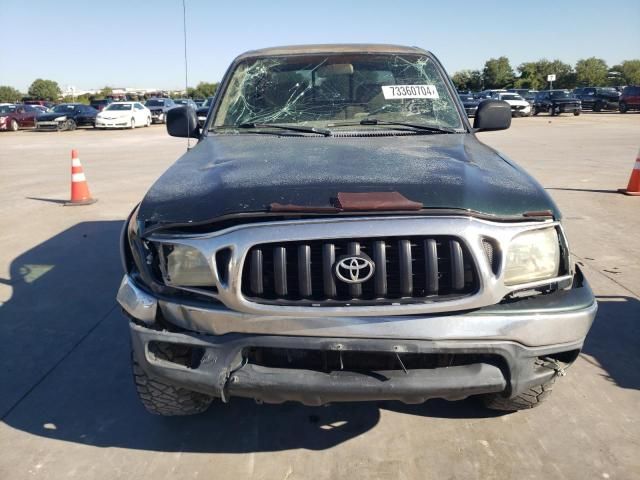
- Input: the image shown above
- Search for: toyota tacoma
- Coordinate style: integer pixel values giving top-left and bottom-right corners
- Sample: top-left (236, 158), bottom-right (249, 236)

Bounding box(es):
top-left (118, 44), bottom-right (597, 415)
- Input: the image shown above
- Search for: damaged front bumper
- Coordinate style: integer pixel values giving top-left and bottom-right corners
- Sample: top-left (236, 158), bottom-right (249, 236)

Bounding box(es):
top-left (119, 268), bottom-right (597, 406)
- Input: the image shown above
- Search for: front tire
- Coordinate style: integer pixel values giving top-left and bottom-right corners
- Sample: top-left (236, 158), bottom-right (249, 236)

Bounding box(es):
top-left (145, 116), bottom-right (151, 127)
top-left (593, 102), bottom-right (602, 112)
top-left (619, 102), bottom-right (628, 113)
top-left (131, 348), bottom-right (213, 416)
top-left (65, 119), bottom-right (76, 131)
top-left (574, 110), bottom-right (581, 116)
top-left (483, 378), bottom-right (555, 411)
top-left (548, 106), bottom-right (556, 116)
top-left (9, 119), bottom-right (19, 131)
top-left (130, 118), bottom-right (136, 129)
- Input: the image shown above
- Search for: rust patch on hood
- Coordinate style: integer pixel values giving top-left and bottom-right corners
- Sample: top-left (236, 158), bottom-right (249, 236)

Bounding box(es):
top-left (336, 191), bottom-right (422, 211)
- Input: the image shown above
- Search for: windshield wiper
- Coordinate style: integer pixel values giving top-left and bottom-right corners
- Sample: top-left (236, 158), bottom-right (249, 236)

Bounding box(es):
top-left (228, 122), bottom-right (332, 137)
top-left (329, 118), bottom-right (458, 134)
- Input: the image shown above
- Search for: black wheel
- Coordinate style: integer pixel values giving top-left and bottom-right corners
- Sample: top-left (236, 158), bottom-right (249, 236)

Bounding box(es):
top-left (593, 102), bottom-right (602, 112)
top-left (532, 107), bottom-right (539, 116)
top-left (573, 110), bottom-right (581, 116)
top-left (483, 378), bottom-right (556, 411)
top-left (548, 105), bottom-right (556, 116)
top-left (65, 119), bottom-right (77, 131)
top-left (619, 102), bottom-right (628, 113)
top-left (9, 119), bottom-right (19, 131)
top-left (132, 346), bottom-right (214, 416)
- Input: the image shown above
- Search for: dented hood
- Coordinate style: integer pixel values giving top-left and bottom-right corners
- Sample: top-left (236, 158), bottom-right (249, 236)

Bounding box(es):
top-left (137, 133), bottom-right (559, 229)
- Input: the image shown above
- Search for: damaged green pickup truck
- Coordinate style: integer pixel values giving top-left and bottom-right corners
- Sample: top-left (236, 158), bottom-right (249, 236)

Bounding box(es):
top-left (117, 44), bottom-right (597, 415)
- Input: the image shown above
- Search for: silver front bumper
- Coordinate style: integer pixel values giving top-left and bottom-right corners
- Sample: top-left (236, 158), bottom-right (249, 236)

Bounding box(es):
top-left (117, 271), bottom-right (597, 348)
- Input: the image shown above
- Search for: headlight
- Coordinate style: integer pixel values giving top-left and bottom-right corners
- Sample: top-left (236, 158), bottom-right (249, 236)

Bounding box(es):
top-left (159, 244), bottom-right (215, 287)
top-left (54, 116), bottom-right (67, 121)
top-left (0, 116), bottom-right (7, 123)
top-left (504, 228), bottom-right (560, 286)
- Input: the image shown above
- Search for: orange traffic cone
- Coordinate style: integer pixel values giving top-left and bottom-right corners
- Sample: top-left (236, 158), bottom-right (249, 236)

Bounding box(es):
top-left (64, 149), bottom-right (97, 206)
top-left (618, 149), bottom-right (640, 196)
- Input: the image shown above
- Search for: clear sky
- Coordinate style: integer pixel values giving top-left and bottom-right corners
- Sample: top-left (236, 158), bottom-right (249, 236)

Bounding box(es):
top-left (1, 0), bottom-right (638, 92)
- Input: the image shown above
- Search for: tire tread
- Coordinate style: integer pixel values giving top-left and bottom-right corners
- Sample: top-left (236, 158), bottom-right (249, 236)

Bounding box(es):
top-left (131, 352), bottom-right (213, 416)
top-left (483, 378), bottom-right (556, 411)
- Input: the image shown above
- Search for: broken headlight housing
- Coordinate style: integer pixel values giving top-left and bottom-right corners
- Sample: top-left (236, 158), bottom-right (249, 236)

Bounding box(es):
top-left (157, 244), bottom-right (215, 287)
top-left (504, 227), bottom-right (560, 286)
top-left (123, 207), bottom-right (216, 290)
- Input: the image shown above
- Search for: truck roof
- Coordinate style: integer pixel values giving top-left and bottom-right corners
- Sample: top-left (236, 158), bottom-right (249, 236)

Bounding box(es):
top-left (235, 44), bottom-right (429, 61)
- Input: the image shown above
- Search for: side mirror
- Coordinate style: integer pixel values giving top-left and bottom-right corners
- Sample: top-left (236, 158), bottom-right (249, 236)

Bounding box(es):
top-left (473, 100), bottom-right (511, 132)
top-left (166, 106), bottom-right (200, 138)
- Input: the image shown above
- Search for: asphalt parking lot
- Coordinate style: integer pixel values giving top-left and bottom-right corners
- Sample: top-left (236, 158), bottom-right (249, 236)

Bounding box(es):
top-left (0, 114), bottom-right (639, 480)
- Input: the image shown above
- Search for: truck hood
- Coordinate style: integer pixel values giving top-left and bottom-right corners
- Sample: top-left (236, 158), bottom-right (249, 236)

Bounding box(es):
top-left (137, 133), bottom-right (560, 229)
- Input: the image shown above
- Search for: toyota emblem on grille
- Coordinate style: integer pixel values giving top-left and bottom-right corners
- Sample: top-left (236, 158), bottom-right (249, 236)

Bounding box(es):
top-left (334, 254), bottom-right (375, 284)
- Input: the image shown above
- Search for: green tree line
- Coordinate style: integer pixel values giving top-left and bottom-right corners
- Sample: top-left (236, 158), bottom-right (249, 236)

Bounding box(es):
top-left (0, 79), bottom-right (219, 103)
top-left (452, 57), bottom-right (640, 91)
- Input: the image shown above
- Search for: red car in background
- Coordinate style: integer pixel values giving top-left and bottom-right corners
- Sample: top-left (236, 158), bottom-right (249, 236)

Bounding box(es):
top-left (0, 104), bottom-right (39, 131)
top-left (619, 85), bottom-right (640, 113)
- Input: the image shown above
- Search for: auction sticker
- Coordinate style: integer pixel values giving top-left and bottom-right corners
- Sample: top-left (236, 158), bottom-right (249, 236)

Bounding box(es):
top-left (382, 85), bottom-right (439, 99)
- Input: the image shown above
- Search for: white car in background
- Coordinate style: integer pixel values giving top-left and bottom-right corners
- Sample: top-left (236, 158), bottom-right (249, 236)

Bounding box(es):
top-left (95, 102), bottom-right (151, 129)
top-left (493, 92), bottom-right (532, 117)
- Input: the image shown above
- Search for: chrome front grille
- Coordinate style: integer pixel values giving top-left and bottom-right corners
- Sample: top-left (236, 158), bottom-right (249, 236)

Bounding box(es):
top-left (241, 236), bottom-right (478, 306)
top-left (148, 216), bottom-right (570, 317)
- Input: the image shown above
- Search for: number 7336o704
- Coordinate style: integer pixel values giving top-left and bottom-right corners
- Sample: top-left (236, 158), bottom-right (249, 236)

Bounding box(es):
top-left (381, 85), bottom-right (439, 99)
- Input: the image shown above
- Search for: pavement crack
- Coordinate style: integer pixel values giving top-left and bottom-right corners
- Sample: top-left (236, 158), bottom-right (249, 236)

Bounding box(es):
top-left (574, 254), bottom-right (640, 298)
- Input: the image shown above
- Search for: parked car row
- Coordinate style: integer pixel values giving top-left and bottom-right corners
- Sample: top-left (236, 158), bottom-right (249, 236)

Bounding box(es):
top-left (0, 97), bottom-right (210, 132)
top-left (458, 85), bottom-right (640, 118)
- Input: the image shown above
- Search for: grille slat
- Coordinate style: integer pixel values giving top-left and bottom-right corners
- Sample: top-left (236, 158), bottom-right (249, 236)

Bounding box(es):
top-left (322, 243), bottom-right (337, 298)
top-left (274, 246), bottom-right (288, 296)
top-left (424, 239), bottom-right (439, 295)
top-left (450, 240), bottom-right (465, 291)
top-left (398, 240), bottom-right (413, 296)
top-left (250, 248), bottom-right (263, 295)
top-left (243, 235), bottom-right (478, 306)
top-left (298, 244), bottom-right (312, 297)
top-left (373, 240), bottom-right (387, 297)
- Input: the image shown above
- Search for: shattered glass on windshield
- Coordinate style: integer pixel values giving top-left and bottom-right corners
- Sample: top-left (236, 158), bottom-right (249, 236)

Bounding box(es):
top-left (213, 54), bottom-right (462, 131)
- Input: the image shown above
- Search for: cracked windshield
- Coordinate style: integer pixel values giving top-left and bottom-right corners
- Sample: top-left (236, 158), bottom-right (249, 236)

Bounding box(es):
top-left (213, 54), bottom-right (463, 133)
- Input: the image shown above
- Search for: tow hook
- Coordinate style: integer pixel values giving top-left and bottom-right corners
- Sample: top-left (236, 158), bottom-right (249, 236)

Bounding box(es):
top-left (539, 357), bottom-right (567, 377)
